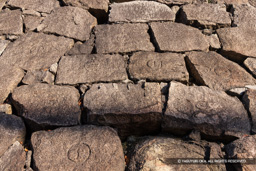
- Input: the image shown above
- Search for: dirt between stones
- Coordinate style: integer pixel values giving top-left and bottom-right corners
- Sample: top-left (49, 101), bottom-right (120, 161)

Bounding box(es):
top-left (0, 0), bottom-right (256, 171)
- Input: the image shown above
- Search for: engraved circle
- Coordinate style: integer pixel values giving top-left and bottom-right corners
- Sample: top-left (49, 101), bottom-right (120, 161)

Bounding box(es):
top-left (68, 143), bottom-right (91, 163)
top-left (147, 60), bottom-right (162, 70)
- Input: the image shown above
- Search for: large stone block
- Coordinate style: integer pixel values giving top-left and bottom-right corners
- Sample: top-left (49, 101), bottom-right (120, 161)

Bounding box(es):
top-left (129, 52), bottom-right (188, 82)
top-left (0, 10), bottom-right (23, 35)
top-left (31, 125), bottom-right (125, 171)
top-left (95, 23), bottom-right (154, 53)
top-left (62, 0), bottom-right (109, 12)
top-left (233, 5), bottom-right (256, 28)
top-left (56, 54), bottom-right (127, 84)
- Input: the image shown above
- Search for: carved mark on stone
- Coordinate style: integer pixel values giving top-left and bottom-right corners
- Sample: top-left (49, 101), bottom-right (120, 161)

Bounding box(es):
top-left (68, 143), bottom-right (91, 163)
top-left (147, 60), bottom-right (162, 70)
top-left (196, 101), bottom-right (209, 110)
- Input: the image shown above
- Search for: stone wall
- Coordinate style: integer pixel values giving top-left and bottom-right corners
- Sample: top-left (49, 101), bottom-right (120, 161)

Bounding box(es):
top-left (0, 0), bottom-right (256, 170)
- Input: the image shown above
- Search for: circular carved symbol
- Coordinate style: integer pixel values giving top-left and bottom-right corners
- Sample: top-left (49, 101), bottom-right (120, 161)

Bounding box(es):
top-left (147, 60), bottom-right (162, 70)
top-left (68, 143), bottom-right (91, 163)
top-left (196, 101), bottom-right (209, 110)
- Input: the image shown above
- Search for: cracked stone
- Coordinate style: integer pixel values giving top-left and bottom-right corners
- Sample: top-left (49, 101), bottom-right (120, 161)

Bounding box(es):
top-left (163, 82), bottom-right (250, 140)
top-left (109, 1), bottom-right (175, 23)
top-left (244, 57), bottom-right (256, 77)
top-left (129, 52), bottom-right (189, 82)
top-left (150, 22), bottom-right (209, 52)
top-left (0, 39), bottom-right (9, 55)
top-left (31, 125), bottom-right (125, 171)
top-left (12, 84), bottom-right (81, 130)
top-left (39, 6), bottom-right (97, 41)
top-left (22, 70), bottom-right (54, 85)
top-left (186, 51), bottom-right (256, 91)
top-left (84, 83), bottom-right (162, 138)
top-left (233, 5), bottom-right (256, 29)
top-left (179, 3), bottom-right (231, 29)
top-left (95, 23), bottom-right (154, 53)
top-left (0, 0), bottom-right (7, 11)
top-left (0, 113), bottom-right (26, 157)
top-left (62, 0), bottom-right (109, 12)
top-left (0, 104), bottom-right (12, 114)
top-left (205, 34), bottom-right (221, 49)
top-left (0, 9), bottom-right (23, 35)
top-left (22, 9), bottom-right (41, 16)
top-left (24, 15), bottom-right (43, 31)
top-left (56, 54), bottom-right (127, 85)
top-left (0, 32), bottom-right (74, 71)
top-left (7, 0), bottom-right (60, 13)
top-left (66, 35), bottom-right (94, 55)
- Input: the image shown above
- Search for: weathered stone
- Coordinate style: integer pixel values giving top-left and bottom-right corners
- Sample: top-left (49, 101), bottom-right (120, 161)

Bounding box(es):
top-left (163, 82), bottom-right (250, 140)
top-left (0, 104), bottom-right (12, 114)
top-left (24, 15), bottom-right (43, 31)
top-left (179, 3), bottom-right (231, 28)
top-left (186, 51), bottom-right (256, 91)
top-left (0, 113), bottom-right (26, 156)
top-left (39, 6), bottom-right (97, 41)
top-left (227, 85), bottom-right (256, 97)
top-left (84, 83), bottom-right (162, 138)
top-left (63, 0), bottom-right (109, 12)
top-left (217, 27), bottom-right (256, 62)
top-left (244, 57), bottom-right (256, 77)
top-left (225, 135), bottom-right (256, 171)
top-left (0, 0), bottom-right (6, 11)
top-left (0, 141), bottom-right (26, 171)
top-left (31, 125), bottom-right (125, 171)
top-left (129, 52), bottom-right (189, 82)
top-left (7, 0), bottom-right (60, 13)
top-left (0, 10), bottom-right (23, 35)
top-left (109, 1), bottom-right (175, 23)
top-left (22, 70), bottom-right (54, 85)
top-left (155, 0), bottom-right (194, 5)
top-left (25, 150), bottom-right (32, 170)
top-left (49, 63), bottom-right (58, 74)
top-left (128, 137), bottom-right (225, 171)
top-left (0, 64), bottom-right (24, 103)
top-left (12, 84), bottom-right (81, 130)
top-left (0, 39), bottom-right (9, 55)
top-left (0, 32), bottom-right (74, 71)
top-left (150, 22), bottom-right (209, 52)
top-left (56, 54), bottom-right (127, 85)
top-left (216, 0), bottom-right (249, 4)
top-left (6, 34), bottom-right (19, 41)
top-left (233, 5), bottom-right (256, 28)
top-left (249, 0), bottom-right (256, 7)
top-left (205, 34), bottom-right (221, 49)
top-left (22, 9), bottom-right (41, 16)
top-left (95, 23), bottom-right (154, 53)
top-left (242, 89), bottom-right (256, 133)
top-left (66, 36), bottom-right (94, 55)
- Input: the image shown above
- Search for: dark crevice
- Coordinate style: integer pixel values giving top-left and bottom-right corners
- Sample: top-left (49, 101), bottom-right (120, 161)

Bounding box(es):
top-left (147, 23), bottom-right (161, 52)
top-left (161, 83), bottom-right (170, 115)
top-left (75, 85), bottom-right (86, 125)
top-left (88, 8), bottom-right (109, 24)
top-left (241, 94), bottom-right (254, 135)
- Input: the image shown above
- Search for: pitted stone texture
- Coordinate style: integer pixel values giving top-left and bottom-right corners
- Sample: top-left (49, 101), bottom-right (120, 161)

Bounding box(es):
top-left (186, 51), bottom-right (255, 91)
top-left (150, 22), bottom-right (209, 52)
top-left (84, 83), bottom-right (162, 138)
top-left (0, 39), bottom-right (9, 55)
top-left (12, 84), bottom-right (80, 130)
top-left (242, 89), bottom-right (256, 133)
top-left (225, 135), bottom-right (256, 171)
top-left (39, 6), bottom-right (97, 41)
top-left (233, 5), bottom-right (256, 28)
top-left (128, 137), bottom-right (225, 171)
top-left (31, 125), bottom-right (125, 171)
top-left (0, 141), bottom-right (26, 171)
top-left (109, 1), bottom-right (175, 23)
top-left (95, 23), bottom-right (154, 53)
top-left (0, 113), bottom-right (26, 157)
top-left (163, 82), bottom-right (250, 139)
top-left (24, 15), bottom-right (43, 31)
top-left (179, 3), bottom-right (231, 28)
top-left (217, 27), bottom-right (256, 61)
top-left (66, 37), bottom-right (94, 55)
top-left (244, 57), bottom-right (256, 77)
top-left (7, 0), bottom-right (60, 13)
top-left (0, 32), bottom-right (74, 71)
top-left (0, 64), bottom-right (24, 103)
top-left (0, 10), bottom-right (23, 35)
top-left (129, 52), bottom-right (189, 82)
top-left (63, 0), bottom-right (109, 12)
top-left (56, 54), bottom-right (127, 84)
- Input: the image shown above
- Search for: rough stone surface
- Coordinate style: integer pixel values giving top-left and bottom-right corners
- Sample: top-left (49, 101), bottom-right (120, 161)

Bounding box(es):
top-left (186, 51), bottom-right (255, 91)
top-left (225, 135), bottom-right (256, 171)
top-left (0, 10), bottom-right (23, 35)
top-left (84, 83), bottom-right (162, 137)
top-left (129, 52), bottom-right (189, 82)
top-left (22, 9), bottom-right (41, 16)
top-left (128, 137), bottom-right (225, 171)
top-left (150, 22), bottom-right (209, 52)
top-left (63, 0), bottom-right (109, 12)
top-left (0, 0), bottom-right (7, 11)
top-left (205, 34), bottom-right (221, 49)
top-left (66, 36), bottom-right (94, 55)
top-left (56, 54), bottom-right (127, 84)
top-left (0, 141), bottom-right (26, 171)
top-left (244, 57), bottom-right (256, 77)
top-left (0, 32), bottom-right (74, 71)
top-left (12, 84), bottom-right (81, 130)
top-left (0, 39), bottom-right (9, 55)
top-left (179, 3), bottom-right (231, 28)
top-left (163, 82), bottom-right (250, 140)
top-left (39, 6), bottom-right (97, 41)
top-left (233, 5), bottom-right (256, 28)
top-left (217, 27), bottom-right (256, 61)
top-left (7, 0), bottom-right (60, 13)
top-left (0, 113), bottom-right (26, 157)
top-left (109, 1), bottom-right (175, 23)
top-left (242, 89), bottom-right (256, 133)
top-left (95, 23), bottom-right (154, 53)
top-left (22, 70), bottom-right (54, 85)
top-left (31, 125), bottom-right (125, 171)
top-left (0, 64), bottom-right (24, 103)
top-left (24, 15), bottom-right (43, 31)
top-left (217, 0), bottom-right (249, 4)
top-left (0, 104), bottom-right (12, 114)
top-left (249, 0), bottom-right (256, 6)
